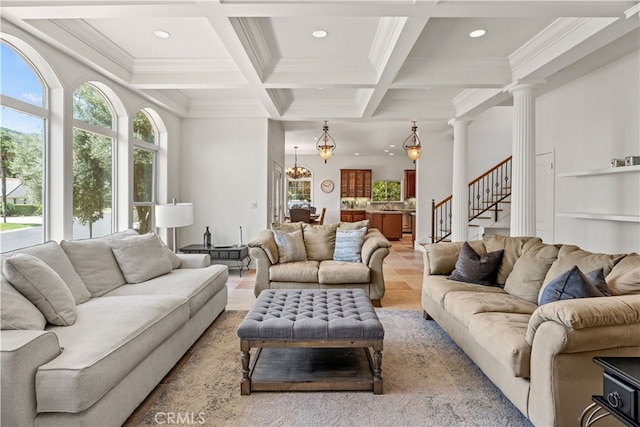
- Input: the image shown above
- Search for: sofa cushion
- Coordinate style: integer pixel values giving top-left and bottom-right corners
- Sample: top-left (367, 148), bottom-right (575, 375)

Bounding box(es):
top-left (1, 241), bottom-right (91, 304)
top-left (469, 312), bottom-right (532, 378)
top-left (318, 260), bottom-right (370, 284)
top-left (339, 219), bottom-right (370, 231)
top-left (36, 295), bottom-right (190, 413)
top-left (60, 230), bottom-right (138, 297)
top-left (422, 275), bottom-right (505, 306)
top-left (3, 254), bottom-right (77, 326)
top-left (1, 277), bottom-right (47, 330)
top-left (443, 290), bottom-right (537, 328)
top-left (504, 239), bottom-right (560, 304)
top-left (110, 233), bottom-right (174, 283)
top-left (270, 261), bottom-right (319, 283)
top-left (423, 240), bottom-right (486, 275)
top-left (104, 264), bottom-right (228, 317)
top-left (302, 223), bottom-right (338, 261)
top-left (539, 266), bottom-right (607, 305)
top-left (606, 253), bottom-right (640, 296)
top-left (448, 242), bottom-right (503, 286)
top-left (333, 227), bottom-right (367, 262)
top-left (483, 235), bottom-right (538, 285)
top-left (273, 229), bottom-right (307, 263)
top-left (541, 245), bottom-right (626, 294)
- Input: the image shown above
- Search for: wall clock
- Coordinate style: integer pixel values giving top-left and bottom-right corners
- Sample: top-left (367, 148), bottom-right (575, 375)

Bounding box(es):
top-left (320, 179), bottom-right (334, 193)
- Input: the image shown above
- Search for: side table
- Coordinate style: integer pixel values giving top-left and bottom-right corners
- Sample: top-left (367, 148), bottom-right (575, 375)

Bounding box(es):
top-left (580, 357), bottom-right (640, 427)
top-left (179, 244), bottom-right (250, 276)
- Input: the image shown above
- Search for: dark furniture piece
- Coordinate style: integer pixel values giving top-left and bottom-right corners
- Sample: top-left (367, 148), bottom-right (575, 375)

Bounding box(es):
top-left (289, 208), bottom-right (311, 223)
top-left (580, 357), bottom-right (640, 427)
top-left (340, 169), bottom-right (372, 198)
top-left (236, 289), bottom-right (384, 395)
top-left (179, 244), bottom-right (250, 276)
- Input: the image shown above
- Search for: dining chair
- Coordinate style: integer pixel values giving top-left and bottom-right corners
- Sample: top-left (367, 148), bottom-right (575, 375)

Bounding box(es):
top-left (313, 207), bottom-right (326, 225)
top-left (289, 208), bottom-right (312, 223)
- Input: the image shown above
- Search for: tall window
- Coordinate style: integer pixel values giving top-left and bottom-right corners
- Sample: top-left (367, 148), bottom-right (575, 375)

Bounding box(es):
top-left (287, 174), bottom-right (312, 212)
top-left (132, 110), bottom-right (158, 234)
top-left (0, 41), bottom-right (46, 251)
top-left (72, 83), bottom-right (115, 238)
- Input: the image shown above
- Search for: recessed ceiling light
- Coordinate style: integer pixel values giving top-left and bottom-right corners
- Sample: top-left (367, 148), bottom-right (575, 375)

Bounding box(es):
top-left (389, 144), bottom-right (396, 148)
top-left (389, 153), bottom-right (395, 156)
top-left (355, 153), bottom-right (360, 156)
top-left (384, 149), bottom-right (389, 153)
top-left (153, 30), bottom-right (171, 39)
top-left (312, 29), bottom-right (328, 38)
top-left (469, 29), bottom-right (486, 38)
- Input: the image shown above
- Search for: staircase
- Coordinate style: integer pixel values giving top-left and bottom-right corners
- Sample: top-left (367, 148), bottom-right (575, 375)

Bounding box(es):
top-left (431, 156), bottom-right (512, 243)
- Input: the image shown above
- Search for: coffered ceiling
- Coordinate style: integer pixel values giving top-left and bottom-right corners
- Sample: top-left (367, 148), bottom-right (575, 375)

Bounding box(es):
top-left (2, 1), bottom-right (638, 156)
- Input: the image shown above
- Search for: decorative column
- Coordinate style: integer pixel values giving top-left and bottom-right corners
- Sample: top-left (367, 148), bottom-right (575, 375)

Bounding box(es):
top-left (508, 81), bottom-right (541, 237)
top-left (449, 119), bottom-right (471, 242)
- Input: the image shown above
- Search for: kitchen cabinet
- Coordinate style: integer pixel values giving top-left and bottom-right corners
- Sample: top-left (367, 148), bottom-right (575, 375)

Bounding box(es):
top-left (340, 169), bottom-right (372, 198)
top-left (341, 210), bottom-right (366, 222)
top-left (365, 212), bottom-right (402, 241)
top-left (404, 169), bottom-right (416, 199)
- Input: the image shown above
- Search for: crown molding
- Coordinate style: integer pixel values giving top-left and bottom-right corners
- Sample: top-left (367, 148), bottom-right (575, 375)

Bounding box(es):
top-left (230, 17), bottom-right (272, 81)
top-left (369, 17), bottom-right (407, 75)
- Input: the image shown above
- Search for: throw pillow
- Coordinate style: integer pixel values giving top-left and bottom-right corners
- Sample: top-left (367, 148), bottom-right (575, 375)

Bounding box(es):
top-left (539, 265), bottom-right (607, 305)
top-left (333, 227), bottom-right (367, 262)
top-left (339, 220), bottom-right (370, 231)
top-left (271, 222), bottom-right (303, 233)
top-left (3, 254), bottom-right (77, 326)
top-left (1, 277), bottom-right (47, 330)
top-left (483, 235), bottom-right (538, 285)
top-left (504, 239), bottom-right (560, 303)
top-left (273, 230), bottom-right (307, 263)
top-left (605, 253), bottom-right (640, 296)
top-left (448, 241), bottom-right (504, 286)
top-left (156, 234), bottom-right (182, 269)
top-left (110, 233), bottom-right (174, 283)
top-left (302, 223), bottom-right (339, 261)
top-left (424, 240), bottom-right (486, 275)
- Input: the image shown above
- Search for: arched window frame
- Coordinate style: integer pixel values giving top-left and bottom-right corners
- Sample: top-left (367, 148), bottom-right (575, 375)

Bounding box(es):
top-left (132, 108), bottom-right (159, 234)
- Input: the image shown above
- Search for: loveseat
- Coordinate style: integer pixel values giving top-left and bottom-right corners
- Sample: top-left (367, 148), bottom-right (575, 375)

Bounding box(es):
top-left (421, 235), bottom-right (640, 427)
top-left (248, 221), bottom-right (391, 305)
top-left (1, 230), bottom-right (228, 427)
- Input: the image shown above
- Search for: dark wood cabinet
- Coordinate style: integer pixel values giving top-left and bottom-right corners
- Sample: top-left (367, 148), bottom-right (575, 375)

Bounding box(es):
top-left (341, 169), bottom-right (372, 198)
top-left (341, 210), bottom-right (366, 222)
top-left (366, 212), bottom-right (402, 240)
top-left (404, 169), bottom-right (416, 199)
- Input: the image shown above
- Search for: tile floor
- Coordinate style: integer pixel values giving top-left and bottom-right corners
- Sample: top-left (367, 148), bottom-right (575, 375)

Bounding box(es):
top-left (226, 233), bottom-right (424, 311)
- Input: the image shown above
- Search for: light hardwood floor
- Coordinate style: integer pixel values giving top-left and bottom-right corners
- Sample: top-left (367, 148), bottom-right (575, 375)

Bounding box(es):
top-left (124, 234), bottom-right (424, 425)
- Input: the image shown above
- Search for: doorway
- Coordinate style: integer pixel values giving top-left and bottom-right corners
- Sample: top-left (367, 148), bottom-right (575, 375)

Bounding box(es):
top-left (536, 151), bottom-right (555, 242)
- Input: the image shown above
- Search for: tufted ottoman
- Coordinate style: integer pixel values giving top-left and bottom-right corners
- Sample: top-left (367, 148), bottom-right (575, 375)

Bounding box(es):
top-left (237, 289), bottom-right (384, 395)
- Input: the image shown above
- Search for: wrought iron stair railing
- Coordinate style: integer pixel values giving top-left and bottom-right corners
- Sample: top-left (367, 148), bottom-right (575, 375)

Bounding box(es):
top-left (431, 156), bottom-right (512, 243)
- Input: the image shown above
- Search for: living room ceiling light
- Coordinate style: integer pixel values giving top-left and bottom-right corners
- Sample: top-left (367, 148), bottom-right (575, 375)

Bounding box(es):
top-left (286, 146), bottom-right (310, 180)
top-left (402, 121), bottom-right (422, 163)
top-left (153, 30), bottom-right (171, 39)
top-left (469, 29), bottom-right (486, 38)
top-left (312, 29), bottom-right (328, 38)
top-left (316, 120), bottom-right (336, 163)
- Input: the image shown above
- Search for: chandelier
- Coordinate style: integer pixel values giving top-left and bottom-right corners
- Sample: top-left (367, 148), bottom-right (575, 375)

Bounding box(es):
top-left (316, 120), bottom-right (336, 163)
top-left (402, 121), bottom-right (422, 163)
top-left (286, 146), bottom-right (310, 180)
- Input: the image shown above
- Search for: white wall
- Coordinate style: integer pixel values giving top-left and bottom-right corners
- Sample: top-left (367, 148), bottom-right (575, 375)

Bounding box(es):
top-left (285, 153), bottom-right (414, 226)
top-left (468, 106), bottom-right (513, 179)
top-left (267, 120), bottom-right (285, 224)
top-left (537, 50), bottom-right (640, 253)
top-left (180, 118), bottom-right (269, 247)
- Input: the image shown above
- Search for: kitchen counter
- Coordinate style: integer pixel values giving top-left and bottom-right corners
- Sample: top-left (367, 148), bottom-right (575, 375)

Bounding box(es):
top-left (366, 209), bottom-right (403, 214)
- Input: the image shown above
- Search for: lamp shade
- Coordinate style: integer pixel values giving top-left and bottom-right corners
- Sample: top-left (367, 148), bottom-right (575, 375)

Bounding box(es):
top-left (155, 202), bottom-right (193, 228)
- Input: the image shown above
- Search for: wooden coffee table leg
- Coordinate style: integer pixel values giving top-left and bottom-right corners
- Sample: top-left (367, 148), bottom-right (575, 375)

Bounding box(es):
top-left (372, 343), bottom-right (383, 395)
top-left (240, 340), bottom-right (251, 395)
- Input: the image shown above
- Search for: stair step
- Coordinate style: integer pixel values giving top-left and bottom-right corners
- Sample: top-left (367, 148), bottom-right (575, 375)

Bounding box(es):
top-left (471, 208), bottom-right (503, 211)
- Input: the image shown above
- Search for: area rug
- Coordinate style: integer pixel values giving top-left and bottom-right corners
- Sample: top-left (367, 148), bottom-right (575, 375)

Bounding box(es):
top-left (136, 310), bottom-right (532, 427)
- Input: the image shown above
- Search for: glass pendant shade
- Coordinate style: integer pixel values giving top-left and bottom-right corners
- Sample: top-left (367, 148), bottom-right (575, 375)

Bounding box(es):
top-left (316, 120), bottom-right (336, 163)
top-left (402, 121), bottom-right (422, 163)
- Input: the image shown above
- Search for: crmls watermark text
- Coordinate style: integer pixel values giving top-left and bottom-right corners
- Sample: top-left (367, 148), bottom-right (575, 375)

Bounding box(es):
top-left (154, 412), bottom-right (206, 425)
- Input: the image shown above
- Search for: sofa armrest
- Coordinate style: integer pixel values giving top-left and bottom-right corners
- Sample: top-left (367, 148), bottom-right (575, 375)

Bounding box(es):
top-left (361, 229), bottom-right (391, 265)
top-left (361, 229), bottom-right (391, 301)
top-left (1, 330), bottom-right (61, 427)
top-left (177, 253), bottom-right (211, 268)
top-left (248, 230), bottom-right (279, 265)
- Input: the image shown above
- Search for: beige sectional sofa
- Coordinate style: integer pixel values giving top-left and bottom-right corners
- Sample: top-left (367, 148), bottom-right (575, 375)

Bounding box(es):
top-left (248, 221), bottom-right (391, 305)
top-left (421, 235), bottom-right (640, 427)
top-left (1, 230), bottom-right (228, 427)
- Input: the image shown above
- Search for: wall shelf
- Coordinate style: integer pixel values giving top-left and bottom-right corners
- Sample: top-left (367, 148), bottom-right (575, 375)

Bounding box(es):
top-left (557, 164), bottom-right (640, 177)
top-left (557, 212), bottom-right (640, 223)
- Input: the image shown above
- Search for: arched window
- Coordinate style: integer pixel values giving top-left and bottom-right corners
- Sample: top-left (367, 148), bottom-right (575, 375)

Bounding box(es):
top-left (132, 109), bottom-right (158, 235)
top-left (0, 41), bottom-right (46, 250)
top-left (286, 171), bottom-right (313, 213)
top-left (72, 82), bottom-right (115, 238)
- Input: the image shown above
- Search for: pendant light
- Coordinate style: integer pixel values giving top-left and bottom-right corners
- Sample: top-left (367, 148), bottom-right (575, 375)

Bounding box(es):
top-left (316, 120), bottom-right (336, 163)
top-left (286, 146), bottom-right (310, 179)
top-left (402, 121), bottom-right (422, 163)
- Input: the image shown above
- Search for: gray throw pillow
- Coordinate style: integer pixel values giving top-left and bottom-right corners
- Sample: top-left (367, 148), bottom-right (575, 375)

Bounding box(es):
top-left (156, 235), bottom-right (182, 269)
top-left (273, 230), bottom-right (307, 263)
top-left (539, 265), bottom-right (607, 305)
top-left (110, 233), bottom-right (173, 283)
top-left (1, 277), bottom-right (47, 330)
top-left (448, 241), bottom-right (504, 287)
top-left (3, 254), bottom-right (77, 326)
top-left (333, 227), bottom-right (367, 262)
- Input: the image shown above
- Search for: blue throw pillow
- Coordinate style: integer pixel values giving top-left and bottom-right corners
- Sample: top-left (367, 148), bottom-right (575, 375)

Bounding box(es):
top-left (448, 241), bottom-right (504, 286)
top-left (333, 227), bottom-right (367, 262)
top-left (539, 265), bottom-right (607, 305)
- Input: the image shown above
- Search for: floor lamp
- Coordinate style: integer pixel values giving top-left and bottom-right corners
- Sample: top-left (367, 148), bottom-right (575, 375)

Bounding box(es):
top-left (155, 199), bottom-right (194, 252)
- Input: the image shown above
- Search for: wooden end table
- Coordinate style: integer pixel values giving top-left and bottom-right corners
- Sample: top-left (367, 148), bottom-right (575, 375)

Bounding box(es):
top-left (179, 244), bottom-right (250, 276)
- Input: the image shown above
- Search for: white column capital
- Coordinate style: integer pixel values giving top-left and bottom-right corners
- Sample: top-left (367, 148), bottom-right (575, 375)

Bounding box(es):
top-left (448, 118), bottom-right (473, 127)
top-left (504, 79), bottom-right (546, 94)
